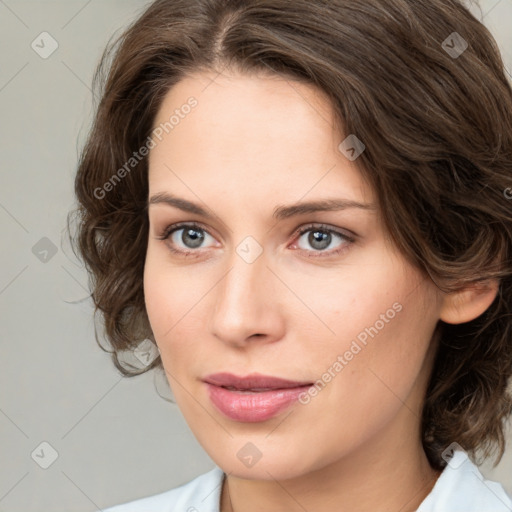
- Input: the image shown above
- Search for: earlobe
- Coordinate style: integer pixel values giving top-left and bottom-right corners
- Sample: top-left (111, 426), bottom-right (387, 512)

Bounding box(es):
top-left (439, 279), bottom-right (499, 324)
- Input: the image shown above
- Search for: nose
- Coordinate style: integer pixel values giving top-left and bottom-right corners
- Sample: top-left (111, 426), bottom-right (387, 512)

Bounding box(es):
top-left (209, 245), bottom-right (285, 348)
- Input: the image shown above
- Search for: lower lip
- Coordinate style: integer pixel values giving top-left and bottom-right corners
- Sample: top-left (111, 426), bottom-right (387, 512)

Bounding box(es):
top-left (205, 383), bottom-right (312, 422)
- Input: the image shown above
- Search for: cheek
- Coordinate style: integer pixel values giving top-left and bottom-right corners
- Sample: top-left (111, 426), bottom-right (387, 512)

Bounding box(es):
top-left (295, 264), bottom-right (402, 362)
top-left (308, 260), bottom-right (437, 400)
top-left (144, 246), bottom-right (204, 336)
top-left (320, 286), bottom-right (437, 424)
top-left (143, 250), bottom-right (210, 372)
top-left (143, 262), bottom-right (172, 340)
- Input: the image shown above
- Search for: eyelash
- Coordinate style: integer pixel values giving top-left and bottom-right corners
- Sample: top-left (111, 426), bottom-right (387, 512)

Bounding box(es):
top-left (156, 222), bottom-right (355, 259)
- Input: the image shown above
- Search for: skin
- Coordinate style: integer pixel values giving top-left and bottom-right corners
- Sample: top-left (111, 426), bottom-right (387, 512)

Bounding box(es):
top-left (143, 68), bottom-right (498, 512)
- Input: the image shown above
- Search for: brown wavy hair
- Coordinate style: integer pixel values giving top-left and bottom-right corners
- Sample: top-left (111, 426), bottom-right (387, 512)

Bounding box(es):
top-left (68, 0), bottom-right (512, 471)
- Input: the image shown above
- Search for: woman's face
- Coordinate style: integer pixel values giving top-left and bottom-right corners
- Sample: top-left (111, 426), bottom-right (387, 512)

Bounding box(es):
top-left (144, 69), bottom-right (444, 480)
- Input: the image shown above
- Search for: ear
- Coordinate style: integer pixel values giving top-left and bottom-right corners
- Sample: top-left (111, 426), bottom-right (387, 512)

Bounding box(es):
top-left (439, 279), bottom-right (499, 324)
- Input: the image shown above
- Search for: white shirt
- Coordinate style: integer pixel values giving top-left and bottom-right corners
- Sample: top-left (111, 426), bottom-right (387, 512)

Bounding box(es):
top-left (103, 450), bottom-right (512, 512)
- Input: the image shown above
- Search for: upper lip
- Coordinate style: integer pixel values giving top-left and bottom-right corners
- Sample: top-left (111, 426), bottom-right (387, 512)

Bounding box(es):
top-left (203, 372), bottom-right (313, 391)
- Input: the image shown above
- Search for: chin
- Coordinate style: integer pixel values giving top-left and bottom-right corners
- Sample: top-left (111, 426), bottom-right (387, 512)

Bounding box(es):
top-left (220, 459), bottom-right (306, 481)
top-left (205, 439), bottom-right (319, 481)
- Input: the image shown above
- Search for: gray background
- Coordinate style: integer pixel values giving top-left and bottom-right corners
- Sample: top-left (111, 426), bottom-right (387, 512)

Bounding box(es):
top-left (0, 1), bottom-right (511, 511)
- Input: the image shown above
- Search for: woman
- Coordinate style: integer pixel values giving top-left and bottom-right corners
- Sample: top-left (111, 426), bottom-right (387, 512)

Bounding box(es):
top-left (70, 0), bottom-right (512, 510)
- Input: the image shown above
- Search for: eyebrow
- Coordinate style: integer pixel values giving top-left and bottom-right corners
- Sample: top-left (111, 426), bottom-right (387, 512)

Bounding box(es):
top-left (148, 192), bottom-right (376, 220)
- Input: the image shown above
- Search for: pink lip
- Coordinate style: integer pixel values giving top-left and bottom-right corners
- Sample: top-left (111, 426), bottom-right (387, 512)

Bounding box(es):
top-left (203, 373), bottom-right (313, 422)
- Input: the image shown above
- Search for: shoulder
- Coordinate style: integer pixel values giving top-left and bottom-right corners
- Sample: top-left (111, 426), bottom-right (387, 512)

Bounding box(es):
top-left (418, 450), bottom-right (512, 512)
top-left (102, 466), bottom-right (224, 512)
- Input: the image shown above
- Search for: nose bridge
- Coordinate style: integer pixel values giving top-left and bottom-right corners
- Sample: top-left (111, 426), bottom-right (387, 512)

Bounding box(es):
top-left (210, 239), bottom-right (280, 344)
top-left (217, 245), bottom-right (267, 320)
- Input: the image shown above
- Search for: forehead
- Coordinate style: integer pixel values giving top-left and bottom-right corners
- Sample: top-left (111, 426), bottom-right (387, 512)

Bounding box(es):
top-left (148, 70), bottom-right (374, 208)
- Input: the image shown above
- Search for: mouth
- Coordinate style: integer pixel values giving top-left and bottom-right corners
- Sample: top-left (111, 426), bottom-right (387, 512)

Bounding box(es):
top-left (203, 373), bottom-right (314, 422)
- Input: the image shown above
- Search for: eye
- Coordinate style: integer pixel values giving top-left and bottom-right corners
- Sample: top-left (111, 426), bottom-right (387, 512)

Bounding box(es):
top-left (157, 222), bottom-right (217, 256)
top-left (291, 224), bottom-right (354, 257)
top-left (156, 222), bottom-right (355, 258)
